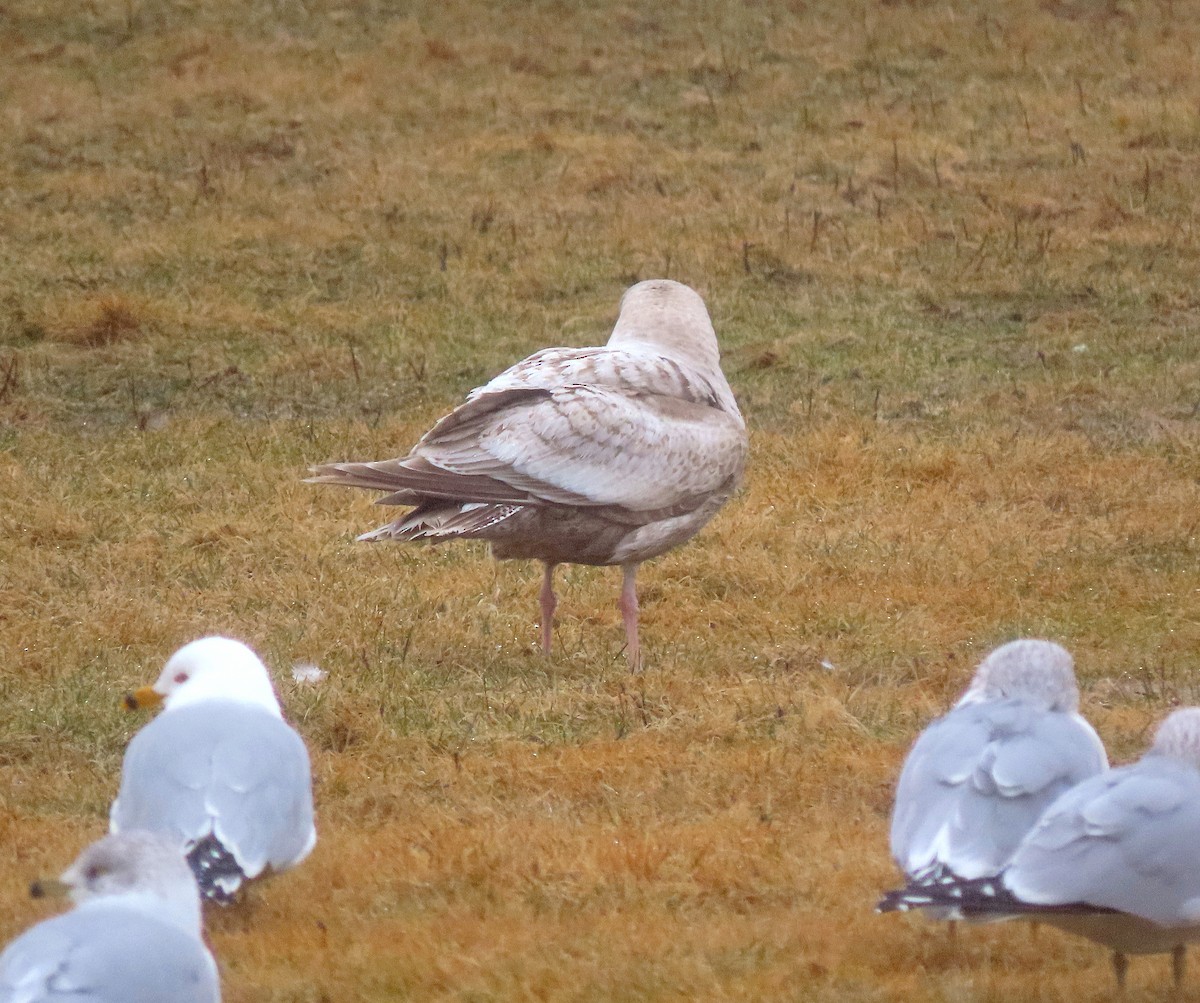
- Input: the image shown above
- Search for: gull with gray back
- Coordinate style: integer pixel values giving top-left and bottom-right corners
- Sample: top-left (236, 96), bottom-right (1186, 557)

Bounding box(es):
top-left (885, 639), bottom-right (1107, 913)
top-left (0, 831), bottom-right (220, 1002)
top-left (112, 637), bottom-right (317, 904)
top-left (881, 707), bottom-right (1200, 989)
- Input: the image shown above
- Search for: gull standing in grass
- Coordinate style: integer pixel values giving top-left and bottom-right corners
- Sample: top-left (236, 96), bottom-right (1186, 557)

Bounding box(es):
top-left (113, 637), bottom-right (317, 904)
top-left (880, 707), bottom-right (1200, 989)
top-left (886, 639), bottom-right (1107, 910)
top-left (0, 831), bottom-right (220, 1002)
top-left (308, 279), bottom-right (748, 670)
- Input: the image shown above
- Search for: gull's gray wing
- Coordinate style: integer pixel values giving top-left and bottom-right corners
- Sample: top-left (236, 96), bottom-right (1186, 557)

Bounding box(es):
top-left (1006, 755), bottom-right (1200, 927)
top-left (890, 699), bottom-right (1107, 879)
top-left (0, 906), bottom-right (219, 1002)
top-left (111, 701), bottom-right (316, 878)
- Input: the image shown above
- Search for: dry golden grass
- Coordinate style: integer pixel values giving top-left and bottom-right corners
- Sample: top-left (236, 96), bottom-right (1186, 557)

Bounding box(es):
top-left (1, 0), bottom-right (1199, 999)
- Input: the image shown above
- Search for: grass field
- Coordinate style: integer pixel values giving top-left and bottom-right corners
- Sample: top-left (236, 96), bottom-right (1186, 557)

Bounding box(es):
top-left (2, 0), bottom-right (1199, 999)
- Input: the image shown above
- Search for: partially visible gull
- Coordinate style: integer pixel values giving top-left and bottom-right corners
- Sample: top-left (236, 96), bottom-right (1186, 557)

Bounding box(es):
top-left (0, 831), bottom-right (220, 1002)
top-left (308, 278), bottom-right (748, 670)
top-left (112, 637), bottom-right (317, 904)
top-left (886, 639), bottom-right (1107, 912)
top-left (881, 707), bottom-right (1200, 989)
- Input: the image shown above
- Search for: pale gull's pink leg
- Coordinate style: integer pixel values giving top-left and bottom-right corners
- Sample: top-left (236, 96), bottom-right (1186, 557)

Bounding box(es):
top-left (539, 562), bottom-right (558, 655)
top-left (617, 563), bottom-right (641, 671)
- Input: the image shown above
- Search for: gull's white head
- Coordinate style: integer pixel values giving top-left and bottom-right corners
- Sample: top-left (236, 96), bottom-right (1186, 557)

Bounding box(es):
top-left (1151, 707), bottom-right (1200, 769)
top-left (607, 279), bottom-right (722, 373)
top-left (127, 636), bottom-right (283, 716)
top-left (36, 831), bottom-right (203, 934)
top-left (959, 639), bottom-right (1080, 713)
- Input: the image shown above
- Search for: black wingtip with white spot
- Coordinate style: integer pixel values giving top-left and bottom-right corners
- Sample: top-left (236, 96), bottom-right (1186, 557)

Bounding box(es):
top-left (878, 868), bottom-right (1118, 919)
top-left (187, 833), bottom-right (246, 905)
top-left (878, 863), bottom-right (973, 914)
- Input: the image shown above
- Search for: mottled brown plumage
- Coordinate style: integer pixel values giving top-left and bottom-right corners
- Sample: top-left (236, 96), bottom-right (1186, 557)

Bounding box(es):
top-left (308, 279), bottom-right (747, 668)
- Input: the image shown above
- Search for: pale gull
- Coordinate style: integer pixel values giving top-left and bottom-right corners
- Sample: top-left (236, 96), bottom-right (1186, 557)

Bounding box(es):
top-left (0, 831), bottom-right (220, 1002)
top-left (112, 637), bottom-right (317, 904)
top-left (886, 639), bottom-right (1107, 909)
top-left (880, 707), bottom-right (1200, 989)
top-left (308, 278), bottom-right (748, 669)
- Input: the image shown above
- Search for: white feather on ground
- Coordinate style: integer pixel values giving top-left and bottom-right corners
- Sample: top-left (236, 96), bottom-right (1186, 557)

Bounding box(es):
top-left (308, 279), bottom-right (748, 669)
top-left (0, 831), bottom-right (220, 1002)
top-left (111, 637), bottom-right (317, 904)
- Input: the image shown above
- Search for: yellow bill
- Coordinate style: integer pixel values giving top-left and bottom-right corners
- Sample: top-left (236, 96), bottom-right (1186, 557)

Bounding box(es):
top-left (122, 685), bottom-right (163, 711)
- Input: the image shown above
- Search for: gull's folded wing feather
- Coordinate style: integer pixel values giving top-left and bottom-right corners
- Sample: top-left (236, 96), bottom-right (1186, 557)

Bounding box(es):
top-left (891, 702), bottom-right (1106, 880)
top-left (207, 713), bottom-right (316, 876)
top-left (0, 909), bottom-right (218, 1003)
top-left (312, 383), bottom-right (745, 515)
top-left (112, 703), bottom-right (315, 877)
top-left (891, 709), bottom-right (993, 875)
top-left (465, 385), bottom-right (745, 511)
top-left (987, 712), bottom-right (1107, 797)
top-left (111, 718), bottom-right (213, 844)
top-left (1007, 759), bottom-right (1200, 925)
top-left (461, 347), bottom-right (735, 412)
